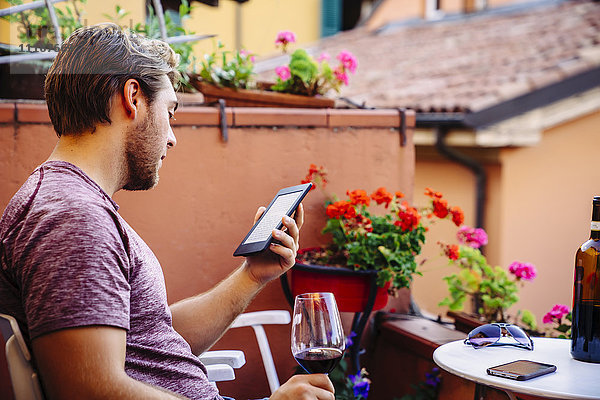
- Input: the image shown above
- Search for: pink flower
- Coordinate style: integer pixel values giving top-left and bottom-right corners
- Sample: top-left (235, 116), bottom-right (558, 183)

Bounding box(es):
top-left (317, 52), bottom-right (331, 62)
top-left (275, 30), bottom-right (296, 47)
top-left (336, 50), bottom-right (358, 74)
top-left (457, 226), bottom-right (488, 248)
top-left (239, 49), bottom-right (256, 63)
top-left (334, 67), bottom-right (349, 85)
top-left (509, 261), bottom-right (537, 281)
top-left (543, 304), bottom-right (569, 324)
top-left (275, 65), bottom-right (291, 81)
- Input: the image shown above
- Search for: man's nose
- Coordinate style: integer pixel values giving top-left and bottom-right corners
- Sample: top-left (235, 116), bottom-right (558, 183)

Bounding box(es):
top-left (167, 126), bottom-right (177, 148)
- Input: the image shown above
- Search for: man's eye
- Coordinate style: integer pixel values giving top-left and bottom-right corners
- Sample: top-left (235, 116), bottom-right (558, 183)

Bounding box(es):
top-left (168, 112), bottom-right (176, 121)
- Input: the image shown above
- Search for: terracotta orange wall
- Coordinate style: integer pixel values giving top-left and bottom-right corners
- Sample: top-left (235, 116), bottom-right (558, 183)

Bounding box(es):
top-left (497, 110), bottom-right (600, 326)
top-left (0, 103), bottom-right (415, 399)
top-left (412, 110), bottom-right (600, 330)
top-left (411, 154), bottom-right (501, 315)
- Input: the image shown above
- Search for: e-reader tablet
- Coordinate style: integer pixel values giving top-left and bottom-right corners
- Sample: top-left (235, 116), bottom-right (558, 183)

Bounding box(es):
top-left (233, 183), bottom-right (312, 257)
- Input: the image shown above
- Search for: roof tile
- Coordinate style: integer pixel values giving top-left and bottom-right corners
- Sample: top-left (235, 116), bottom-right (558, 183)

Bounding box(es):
top-left (258, 1), bottom-right (600, 113)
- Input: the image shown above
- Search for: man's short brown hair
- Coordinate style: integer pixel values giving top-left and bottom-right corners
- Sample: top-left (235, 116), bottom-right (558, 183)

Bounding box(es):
top-left (45, 23), bottom-right (180, 137)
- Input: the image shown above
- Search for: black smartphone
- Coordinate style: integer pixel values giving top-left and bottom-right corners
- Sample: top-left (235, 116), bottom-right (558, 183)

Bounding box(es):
top-left (233, 183), bottom-right (312, 257)
top-left (486, 360), bottom-right (556, 381)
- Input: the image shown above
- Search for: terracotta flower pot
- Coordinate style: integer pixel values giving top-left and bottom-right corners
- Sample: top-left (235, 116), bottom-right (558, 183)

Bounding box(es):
top-left (290, 262), bottom-right (390, 313)
top-left (191, 80), bottom-right (335, 108)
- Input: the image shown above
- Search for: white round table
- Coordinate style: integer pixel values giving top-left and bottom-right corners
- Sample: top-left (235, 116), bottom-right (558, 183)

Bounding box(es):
top-left (433, 337), bottom-right (600, 400)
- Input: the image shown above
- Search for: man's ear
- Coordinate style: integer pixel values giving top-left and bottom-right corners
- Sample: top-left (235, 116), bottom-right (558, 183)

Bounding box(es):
top-left (122, 78), bottom-right (143, 120)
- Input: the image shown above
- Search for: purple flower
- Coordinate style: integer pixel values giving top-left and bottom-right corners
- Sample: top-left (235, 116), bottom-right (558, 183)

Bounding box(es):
top-left (457, 226), bottom-right (488, 248)
top-left (425, 367), bottom-right (441, 387)
top-left (275, 65), bottom-right (291, 81)
top-left (350, 370), bottom-right (371, 399)
top-left (509, 261), bottom-right (537, 281)
top-left (543, 304), bottom-right (569, 324)
top-left (346, 331), bottom-right (357, 347)
top-left (275, 30), bottom-right (296, 47)
top-left (336, 50), bottom-right (358, 74)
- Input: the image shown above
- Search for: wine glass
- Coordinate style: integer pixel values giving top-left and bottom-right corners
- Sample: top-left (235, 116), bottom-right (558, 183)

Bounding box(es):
top-left (291, 292), bottom-right (345, 374)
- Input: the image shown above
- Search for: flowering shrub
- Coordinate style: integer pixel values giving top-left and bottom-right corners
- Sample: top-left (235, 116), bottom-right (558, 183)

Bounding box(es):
top-left (543, 304), bottom-right (571, 338)
top-left (438, 226), bottom-right (537, 323)
top-left (296, 165), bottom-right (464, 294)
top-left (197, 41), bottom-right (256, 89)
top-left (270, 30), bottom-right (358, 96)
top-left (509, 261), bottom-right (537, 281)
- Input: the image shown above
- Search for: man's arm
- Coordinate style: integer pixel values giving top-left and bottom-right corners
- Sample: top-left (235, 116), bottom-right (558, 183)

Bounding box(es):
top-left (170, 205), bottom-right (303, 355)
top-left (32, 326), bottom-right (187, 400)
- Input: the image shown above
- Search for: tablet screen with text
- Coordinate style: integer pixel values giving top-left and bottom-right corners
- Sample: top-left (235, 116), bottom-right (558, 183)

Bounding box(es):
top-left (233, 183), bottom-right (312, 256)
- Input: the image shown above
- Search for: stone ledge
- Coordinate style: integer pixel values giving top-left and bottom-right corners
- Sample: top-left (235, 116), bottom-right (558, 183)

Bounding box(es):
top-left (2, 102), bottom-right (415, 130)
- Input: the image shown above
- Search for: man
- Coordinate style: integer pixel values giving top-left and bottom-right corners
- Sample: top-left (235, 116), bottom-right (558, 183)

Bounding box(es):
top-left (0, 23), bottom-right (334, 400)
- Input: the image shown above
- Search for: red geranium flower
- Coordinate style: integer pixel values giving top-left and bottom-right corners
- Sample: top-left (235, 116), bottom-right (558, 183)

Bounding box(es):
top-left (347, 189), bottom-right (371, 206)
top-left (396, 202), bottom-right (421, 232)
top-left (371, 187), bottom-right (394, 208)
top-left (425, 187), bottom-right (443, 199)
top-left (450, 206), bottom-right (464, 226)
top-left (433, 198), bottom-right (449, 219)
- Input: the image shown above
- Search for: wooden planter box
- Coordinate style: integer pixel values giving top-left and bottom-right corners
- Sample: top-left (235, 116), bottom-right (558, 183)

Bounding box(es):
top-left (192, 80), bottom-right (335, 108)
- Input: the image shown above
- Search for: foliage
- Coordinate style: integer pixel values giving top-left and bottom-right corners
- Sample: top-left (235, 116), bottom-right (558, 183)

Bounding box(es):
top-left (543, 304), bottom-right (571, 338)
top-left (293, 331), bottom-right (371, 400)
top-left (104, 0), bottom-right (198, 90)
top-left (397, 368), bottom-right (442, 400)
top-left (196, 41), bottom-right (255, 89)
top-left (3, 0), bottom-right (87, 48)
top-left (297, 165), bottom-right (464, 294)
top-left (438, 227), bottom-right (537, 323)
top-left (270, 31), bottom-right (357, 96)
top-left (330, 361), bottom-right (371, 400)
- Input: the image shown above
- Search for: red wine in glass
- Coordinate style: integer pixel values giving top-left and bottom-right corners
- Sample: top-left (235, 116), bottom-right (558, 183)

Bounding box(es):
top-left (294, 347), bottom-right (344, 374)
top-left (292, 292), bottom-right (345, 374)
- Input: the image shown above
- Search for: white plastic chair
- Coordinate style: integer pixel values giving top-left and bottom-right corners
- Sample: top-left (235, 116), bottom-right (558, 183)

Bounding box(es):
top-left (199, 349), bottom-right (246, 382)
top-left (0, 314), bottom-right (44, 400)
top-left (228, 310), bottom-right (291, 394)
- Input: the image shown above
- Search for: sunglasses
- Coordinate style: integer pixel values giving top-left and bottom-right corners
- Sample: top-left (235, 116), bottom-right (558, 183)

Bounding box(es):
top-left (464, 323), bottom-right (534, 350)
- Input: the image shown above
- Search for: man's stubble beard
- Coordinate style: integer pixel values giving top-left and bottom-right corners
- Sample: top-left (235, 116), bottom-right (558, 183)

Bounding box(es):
top-left (122, 113), bottom-right (161, 191)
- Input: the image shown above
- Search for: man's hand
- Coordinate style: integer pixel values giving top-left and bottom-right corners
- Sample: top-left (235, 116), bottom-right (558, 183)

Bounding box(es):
top-left (244, 203), bottom-right (304, 285)
top-left (270, 374), bottom-right (335, 400)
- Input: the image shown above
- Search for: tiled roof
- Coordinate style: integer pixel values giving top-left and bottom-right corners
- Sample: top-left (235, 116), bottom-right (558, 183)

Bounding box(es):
top-left (258, 0), bottom-right (600, 114)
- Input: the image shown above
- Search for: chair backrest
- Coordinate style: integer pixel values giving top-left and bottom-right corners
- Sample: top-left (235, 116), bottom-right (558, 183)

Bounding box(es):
top-left (0, 314), bottom-right (44, 400)
top-left (230, 310), bottom-right (291, 395)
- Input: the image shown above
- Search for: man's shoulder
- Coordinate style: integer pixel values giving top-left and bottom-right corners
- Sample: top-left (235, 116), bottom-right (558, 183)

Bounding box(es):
top-left (1, 162), bottom-right (120, 238)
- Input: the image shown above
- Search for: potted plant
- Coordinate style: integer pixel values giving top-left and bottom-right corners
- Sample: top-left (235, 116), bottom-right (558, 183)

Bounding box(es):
top-left (191, 30), bottom-right (357, 108)
top-left (291, 165), bottom-right (465, 313)
top-left (437, 226), bottom-right (538, 332)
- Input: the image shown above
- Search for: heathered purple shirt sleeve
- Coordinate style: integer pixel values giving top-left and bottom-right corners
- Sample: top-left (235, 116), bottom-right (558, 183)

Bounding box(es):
top-left (0, 161), bottom-right (221, 400)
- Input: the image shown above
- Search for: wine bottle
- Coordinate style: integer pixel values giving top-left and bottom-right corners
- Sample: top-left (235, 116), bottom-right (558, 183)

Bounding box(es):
top-left (571, 196), bottom-right (600, 362)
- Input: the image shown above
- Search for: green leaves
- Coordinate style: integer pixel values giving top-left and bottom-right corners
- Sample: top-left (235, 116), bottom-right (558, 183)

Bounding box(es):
top-left (4, 0), bottom-right (86, 47)
top-left (271, 48), bottom-right (339, 96)
top-left (440, 245), bottom-right (532, 322)
top-left (197, 40), bottom-right (255, 89)
top-left (324, 207), bottom-right (427, 293)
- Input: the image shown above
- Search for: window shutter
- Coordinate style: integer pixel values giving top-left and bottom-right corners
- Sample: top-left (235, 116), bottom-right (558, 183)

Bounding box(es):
top-left (321, 0), bottom-right (342, 38)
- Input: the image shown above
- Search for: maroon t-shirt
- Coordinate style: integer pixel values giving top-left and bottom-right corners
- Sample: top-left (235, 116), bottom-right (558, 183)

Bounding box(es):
top-left (0, 161), bottom-right (221, 399)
